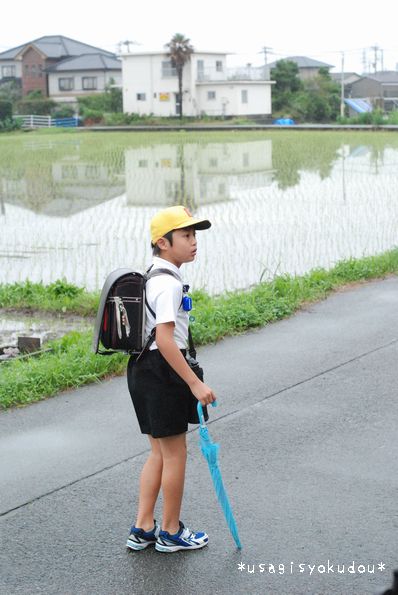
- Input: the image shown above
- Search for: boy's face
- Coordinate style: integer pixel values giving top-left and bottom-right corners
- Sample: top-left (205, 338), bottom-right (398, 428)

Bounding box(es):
top-left (157, 226), bottom-right (197, 267)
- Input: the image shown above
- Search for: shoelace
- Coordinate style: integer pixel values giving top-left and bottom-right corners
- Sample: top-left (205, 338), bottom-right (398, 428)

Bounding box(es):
top-left (181, 527), bottom-right (195, 541)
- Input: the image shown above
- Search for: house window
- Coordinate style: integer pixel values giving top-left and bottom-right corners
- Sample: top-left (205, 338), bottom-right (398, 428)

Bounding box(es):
top-left (161, 60), bottom-right (177, 77)
top-left (197, 59), bottom-right (204, 80)
top-left (59, 77), bottom-right (74, 91)
top-left (62, 165), bottom-right (78, 179)
top-left (216, 60), bottom-right (223, 72)
top-left (241, 90), bottom-right (248, 103)
top-left (137, 93), bottom-right (146, 101)
top-left (30, 64), bottom-right (37, 78)
top-left (82, 77), bottom-right (97, 90)
top-left (1, 65), bottom-right (16, 78)
top-left (207, 91), bottom-right (216, 100)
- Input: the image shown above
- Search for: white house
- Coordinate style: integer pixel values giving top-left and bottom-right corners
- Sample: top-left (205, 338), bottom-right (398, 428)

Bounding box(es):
top-left (47, 54), bottom-right (122, 104)
top-left (122, 51), bottom-right (274, 118)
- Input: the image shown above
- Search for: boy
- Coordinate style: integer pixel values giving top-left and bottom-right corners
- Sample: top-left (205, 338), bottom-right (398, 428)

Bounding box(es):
top-left (126, 205), bottom-right (217, 553)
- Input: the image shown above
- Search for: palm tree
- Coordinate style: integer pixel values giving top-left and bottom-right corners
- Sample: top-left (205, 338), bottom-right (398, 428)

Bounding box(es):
top-left (165, 33), bottom-right (194, 119)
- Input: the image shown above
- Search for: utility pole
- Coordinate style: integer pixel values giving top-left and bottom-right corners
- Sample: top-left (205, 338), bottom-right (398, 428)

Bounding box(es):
top-left (261, 46), bottom-right (272, 65)
top-left (371, 44), bottom-right (379, 73)
top-left (362, 49), bottom-right (367, 74)
top-left (340, 52), bottom-right (345, 118)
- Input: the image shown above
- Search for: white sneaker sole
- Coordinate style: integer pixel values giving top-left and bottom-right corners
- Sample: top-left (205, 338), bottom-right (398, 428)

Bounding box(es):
top-left (126, 539), bottom-right (155, 551)
top-left (155, 540), bottom-right (208, 553)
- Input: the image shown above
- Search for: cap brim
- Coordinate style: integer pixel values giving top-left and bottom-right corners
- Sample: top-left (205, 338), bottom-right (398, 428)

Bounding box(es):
top-left (175, 218), bottom-right (211, 231)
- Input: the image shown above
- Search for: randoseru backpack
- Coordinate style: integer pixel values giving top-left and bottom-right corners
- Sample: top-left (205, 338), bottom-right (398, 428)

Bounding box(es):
top-left (92, 267), bottom-right (186, 357)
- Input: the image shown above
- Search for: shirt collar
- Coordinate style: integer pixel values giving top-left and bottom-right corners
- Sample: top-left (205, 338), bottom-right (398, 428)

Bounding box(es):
top-left (152, 256), bottom-right (182, 281)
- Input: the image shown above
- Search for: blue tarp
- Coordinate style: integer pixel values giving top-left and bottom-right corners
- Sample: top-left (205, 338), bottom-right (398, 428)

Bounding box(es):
top-left (344, 98), bottom-right (373, 114)
top-left (273, 118), bottom-right (295, 125)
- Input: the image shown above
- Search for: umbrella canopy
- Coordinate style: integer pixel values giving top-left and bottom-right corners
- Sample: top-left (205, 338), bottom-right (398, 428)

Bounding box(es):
top-left (197, 402), bottom-right (242, 549)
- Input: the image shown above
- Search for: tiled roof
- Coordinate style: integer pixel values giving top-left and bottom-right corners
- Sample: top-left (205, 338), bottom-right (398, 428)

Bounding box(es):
top-left (0, 35), bottom-right (115, 60)
top-left (47, 53), bottom-right (121, 72)
top-left (267, 55), bottom-right (334, 69)
top-left (367, 71), bottom-right (398, 83)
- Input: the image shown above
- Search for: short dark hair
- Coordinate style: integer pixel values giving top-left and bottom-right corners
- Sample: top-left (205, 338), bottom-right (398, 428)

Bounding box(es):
top-left (151, 230), bottom-right (174, 256)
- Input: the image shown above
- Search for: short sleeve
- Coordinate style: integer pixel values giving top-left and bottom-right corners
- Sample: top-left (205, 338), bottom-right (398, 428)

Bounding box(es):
top-left (153, 279), bottom-right (182, 325)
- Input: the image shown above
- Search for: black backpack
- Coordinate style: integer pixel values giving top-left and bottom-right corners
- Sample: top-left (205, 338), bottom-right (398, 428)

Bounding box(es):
top-left (92, 267), bottom-right (187, 357)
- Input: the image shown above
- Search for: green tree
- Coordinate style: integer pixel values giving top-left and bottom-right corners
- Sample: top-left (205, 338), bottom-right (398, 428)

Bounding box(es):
top-left (271, 60), bottom-right (302, 112)
top-left (295, 68), bottom-right (340, 122)
top-left (105, 78), bottom-right (123, 112)
top-left (0, 79), bottom-right (22, 105)
top-left (165, 33), bottom-right (194, 119)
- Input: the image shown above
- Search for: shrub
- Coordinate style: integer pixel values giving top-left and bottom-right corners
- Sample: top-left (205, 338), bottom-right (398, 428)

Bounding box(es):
top-left (82, 108), bottom-right (104, 125)
top-left (102, 112), bottom-right (129, 125)
top-left (77, 83), bottom-right (123, 117)
top-left (52, 105), bottom-right (76, 118)
top-left (16, 97), bottom-right (57, 115)
top-left (0, 100), bottom-right (12, 120)
top-left (0, 117), bottom-right (22, 132)
top-left (47, 279), bottom-right (83, 299)
top-left (387, 110), bottom-right (398, 124)
top-left (0, 79), bottom-right (22, 104)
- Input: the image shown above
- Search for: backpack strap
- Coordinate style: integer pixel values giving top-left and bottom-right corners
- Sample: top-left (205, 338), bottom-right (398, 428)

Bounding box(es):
top-left (136, 267), bottom-right (196, 361)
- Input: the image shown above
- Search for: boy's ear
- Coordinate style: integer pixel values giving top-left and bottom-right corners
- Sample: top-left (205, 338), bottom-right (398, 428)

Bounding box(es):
top-left (157, 236), bottom-right (170, 251)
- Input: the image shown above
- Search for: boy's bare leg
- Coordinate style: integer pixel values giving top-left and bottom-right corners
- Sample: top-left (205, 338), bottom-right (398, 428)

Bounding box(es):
top-left (158, 433), bottom-right (187, 534)
top-left (135, 435), bottom-right (163, 531)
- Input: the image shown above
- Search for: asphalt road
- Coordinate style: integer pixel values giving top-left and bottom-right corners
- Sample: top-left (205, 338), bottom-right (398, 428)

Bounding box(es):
top-left (1, 277), bottom-right (398, 595)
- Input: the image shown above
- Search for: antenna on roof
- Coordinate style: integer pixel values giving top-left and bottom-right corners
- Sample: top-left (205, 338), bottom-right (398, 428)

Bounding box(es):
top-left (118, 40), bottom-right (141, 54)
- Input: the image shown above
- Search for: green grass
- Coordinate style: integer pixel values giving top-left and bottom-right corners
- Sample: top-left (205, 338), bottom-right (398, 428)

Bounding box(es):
top-left (0, 278), bottom-right (99, 315)
top-left (0, 332), bottom-right (126, 409)
top-left (1, 248), bottom-right (397, 409)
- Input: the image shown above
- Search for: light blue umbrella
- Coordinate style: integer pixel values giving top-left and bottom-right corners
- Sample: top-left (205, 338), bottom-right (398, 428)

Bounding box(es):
top-left (197, 402), bottom-right (242, 549)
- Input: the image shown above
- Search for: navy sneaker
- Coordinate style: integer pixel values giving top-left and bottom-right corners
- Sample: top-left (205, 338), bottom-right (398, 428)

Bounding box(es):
top-left (155, 521), bottom-right (209, 553)
top-left (126, 520), bottom-right (160, 551)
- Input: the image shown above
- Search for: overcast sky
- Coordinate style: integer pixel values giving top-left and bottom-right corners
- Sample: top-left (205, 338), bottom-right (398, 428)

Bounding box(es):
top-left (1, 0), bottom-right (397, 74)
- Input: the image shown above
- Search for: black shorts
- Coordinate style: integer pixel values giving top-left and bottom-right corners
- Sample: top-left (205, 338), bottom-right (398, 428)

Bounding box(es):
top-left (127, 349), bottom-right (209, 438)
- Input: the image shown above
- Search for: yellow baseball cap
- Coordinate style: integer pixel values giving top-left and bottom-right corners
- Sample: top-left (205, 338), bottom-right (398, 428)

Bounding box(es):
top-left (150, 205), bottom-right (211, 244)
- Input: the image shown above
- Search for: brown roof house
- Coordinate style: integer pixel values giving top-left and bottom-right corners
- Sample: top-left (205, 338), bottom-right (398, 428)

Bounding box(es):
top-left (0, 35), bottom-right (121, 103)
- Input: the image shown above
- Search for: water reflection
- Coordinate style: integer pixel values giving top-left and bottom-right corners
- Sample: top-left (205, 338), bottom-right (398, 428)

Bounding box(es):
top-left (125, 140), bottom-right (274, 207)
top-left (0, 132), bottom-right (397, 294)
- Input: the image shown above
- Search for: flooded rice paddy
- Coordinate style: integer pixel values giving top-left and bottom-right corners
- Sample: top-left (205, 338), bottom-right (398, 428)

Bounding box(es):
top-left (1, 130), bottom-right (397, 298)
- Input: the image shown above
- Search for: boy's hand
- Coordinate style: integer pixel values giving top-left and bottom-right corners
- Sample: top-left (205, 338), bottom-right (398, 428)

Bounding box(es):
top-left (156, 322), bottom-right (216, 406)
top-left (189, 379), bottom-right (216, 406)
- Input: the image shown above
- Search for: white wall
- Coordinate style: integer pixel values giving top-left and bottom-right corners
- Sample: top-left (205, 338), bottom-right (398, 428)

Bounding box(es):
top-left (122, 52), bottom-right (229, 116)
top-left (48, 70), bottom-right (122, 100)
top-left (122, 52), bottom-right (273, 117)
top-left (122, 53), bottom-right (194, 116)
top-left (0, 60), bottom-right (22, 80)
top-left (196, 82), bottom-right (273, 116)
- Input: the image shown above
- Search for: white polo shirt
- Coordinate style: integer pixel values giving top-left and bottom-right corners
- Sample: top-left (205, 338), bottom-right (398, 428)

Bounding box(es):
top-left (145, 257), bottom-right (189, 351)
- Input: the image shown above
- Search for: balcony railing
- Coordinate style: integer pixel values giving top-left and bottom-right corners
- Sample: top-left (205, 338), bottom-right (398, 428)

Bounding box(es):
top-left (196, 67), bottom-right (268, 82)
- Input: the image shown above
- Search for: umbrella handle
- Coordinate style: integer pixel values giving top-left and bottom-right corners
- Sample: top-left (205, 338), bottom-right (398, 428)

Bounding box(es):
top-left (197, 400), bottom-right (217, 427)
